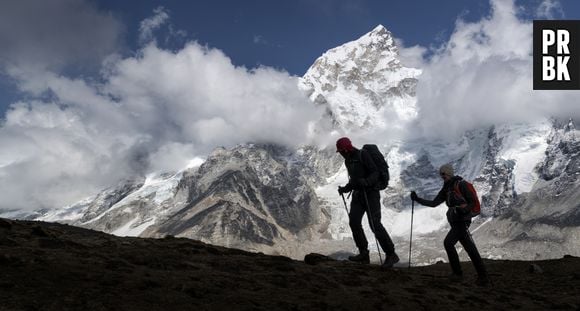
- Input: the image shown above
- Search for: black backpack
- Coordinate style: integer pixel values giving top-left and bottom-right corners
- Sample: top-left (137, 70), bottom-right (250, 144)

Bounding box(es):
top-left (362, 144), bottom-right (390, 190)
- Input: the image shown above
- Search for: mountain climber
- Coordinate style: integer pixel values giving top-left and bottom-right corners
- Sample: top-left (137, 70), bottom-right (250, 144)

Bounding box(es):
top-left (410, 164), bottom-right (490, 286)
top-left (336, 137), bottom-right (399, 268)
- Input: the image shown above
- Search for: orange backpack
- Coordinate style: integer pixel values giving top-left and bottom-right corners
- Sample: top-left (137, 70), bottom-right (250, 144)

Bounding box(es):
top-left (453, 180), bottom-right (481, 217)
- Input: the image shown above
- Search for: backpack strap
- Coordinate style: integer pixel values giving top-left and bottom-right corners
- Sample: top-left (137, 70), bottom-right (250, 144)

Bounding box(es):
top-left (453, 180), bottom-right (464, 198)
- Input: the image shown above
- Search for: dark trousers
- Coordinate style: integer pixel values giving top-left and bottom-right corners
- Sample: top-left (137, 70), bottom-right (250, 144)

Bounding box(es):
top-left (444, 221), bottom-right (487, 277)
top-left (349, 190), bottom-right (395, 256)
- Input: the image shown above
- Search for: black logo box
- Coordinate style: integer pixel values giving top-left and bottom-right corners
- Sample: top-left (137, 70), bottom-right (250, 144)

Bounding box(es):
top-left (533, 20), bottom-right (580, 90)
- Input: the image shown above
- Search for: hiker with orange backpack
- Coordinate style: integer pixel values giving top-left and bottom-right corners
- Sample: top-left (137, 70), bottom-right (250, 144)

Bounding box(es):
top-left (410, 164), bottom-right (490, 286)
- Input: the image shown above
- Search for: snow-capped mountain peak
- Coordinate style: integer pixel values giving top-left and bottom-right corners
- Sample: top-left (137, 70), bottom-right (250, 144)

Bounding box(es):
top-left (299, 24), bottom-right (421, 132)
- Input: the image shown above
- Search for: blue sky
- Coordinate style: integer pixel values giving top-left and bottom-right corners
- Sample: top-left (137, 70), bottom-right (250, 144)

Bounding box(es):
top-left (91, 0), bottom-right (495, 75)
top-left (1, 0), bottom-right (577, 112)
top-left (89, 0), bottom-right (580, 75)
top-left (1, 0), bottom-right (580, 211)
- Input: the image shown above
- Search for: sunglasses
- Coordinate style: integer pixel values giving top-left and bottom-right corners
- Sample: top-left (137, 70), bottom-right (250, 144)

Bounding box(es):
top-left (439, 172), bottom-right (447, 177)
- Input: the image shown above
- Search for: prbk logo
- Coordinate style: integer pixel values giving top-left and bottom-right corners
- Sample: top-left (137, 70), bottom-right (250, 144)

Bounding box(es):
top-left (533, 20), bottom-right (580, 90)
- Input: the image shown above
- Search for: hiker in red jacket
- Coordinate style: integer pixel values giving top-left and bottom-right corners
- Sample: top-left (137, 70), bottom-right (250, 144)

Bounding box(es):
top-left (410, 164), bottom-right (489, 286)
top-left (336, 137), bottom-right (399, 268)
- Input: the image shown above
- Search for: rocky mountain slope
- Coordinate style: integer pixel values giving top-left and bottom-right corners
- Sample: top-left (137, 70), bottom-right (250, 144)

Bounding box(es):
top-left (1, 218), bottom-right (579, 311)
top-left (475, 119), bottom-right (580, 260)
top-left (34, 144), bottom-right (344, 257)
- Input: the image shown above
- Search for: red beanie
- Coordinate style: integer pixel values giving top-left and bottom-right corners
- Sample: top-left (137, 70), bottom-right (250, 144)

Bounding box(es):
top-left (336, 137), bottom-right (354, 153)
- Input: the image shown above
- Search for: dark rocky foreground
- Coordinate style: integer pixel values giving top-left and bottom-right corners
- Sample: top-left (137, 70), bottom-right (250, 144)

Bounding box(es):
top-left (0, 218), bottom-right (579, 311)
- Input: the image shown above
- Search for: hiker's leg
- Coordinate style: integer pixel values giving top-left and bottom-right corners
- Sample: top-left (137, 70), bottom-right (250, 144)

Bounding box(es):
top-left (365, 190), bottom-right (395, 255)
top-left (349, 192), bottom-right (368, 252)
top-left (458, 222), bottom-right (488, 278)
top-left (444, 225), bottom-right (463, 275)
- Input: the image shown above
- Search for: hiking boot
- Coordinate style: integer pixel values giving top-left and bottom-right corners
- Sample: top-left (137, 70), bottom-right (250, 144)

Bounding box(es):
top-left (381, 253), bottom-right (400, 269)
top-left (475, 276), bottom-right (490, 287)
top-left (348, 251), bottom-right (370, 264)
top-left (447, 273), bottom-right (464, 283)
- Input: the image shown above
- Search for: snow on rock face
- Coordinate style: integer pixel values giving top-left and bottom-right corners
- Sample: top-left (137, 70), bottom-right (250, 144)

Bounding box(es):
top-left (386, 120), bottom-right (552, 219)
top-left (494, 121), bottom-right (552, 194)
top-left (475, 119), bottom-right (580, 260)
top-left (539, 118), bottom-right (580, 181)
top-left (299, 25), bottom-right (421, 131)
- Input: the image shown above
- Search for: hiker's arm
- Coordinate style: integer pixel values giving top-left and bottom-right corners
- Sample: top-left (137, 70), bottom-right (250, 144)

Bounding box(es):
top-left (412, 189), bottom-right (445, 207)
top-left (360, 150), bottom-right (379, 187)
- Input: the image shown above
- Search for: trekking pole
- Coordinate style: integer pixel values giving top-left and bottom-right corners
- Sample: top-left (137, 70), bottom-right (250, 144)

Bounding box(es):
top-left (408, 199), bottom-right (415, 269)
top-left (340, 193), bottom-right (349, 214)
top-left (362, 190), bottom-right (383, 265)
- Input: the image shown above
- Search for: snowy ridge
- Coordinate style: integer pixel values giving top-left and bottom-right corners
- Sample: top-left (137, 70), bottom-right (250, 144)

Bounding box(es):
top-left (494, 121), bottom-right (551, 193)
top-left (299, 25), bottom-right (421, 131)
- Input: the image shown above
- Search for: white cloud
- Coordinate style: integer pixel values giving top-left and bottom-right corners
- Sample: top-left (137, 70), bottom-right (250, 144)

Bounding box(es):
top-left (396, 41), bottom-right (427, 69)
top-left (0, 100), bottom-right (136, 210)
top-left (0, 38), bottom-right (322, 211)
top-left (536, 0), bottom-right (564, 19)
top-left (399, 0), bottom-right (580, 139)
top-left (254, 35), bottom-right (267, 45)
top-left (0, 0), bottom-right (122, 72)
top-left (139, 6), bottom-right (170, 44)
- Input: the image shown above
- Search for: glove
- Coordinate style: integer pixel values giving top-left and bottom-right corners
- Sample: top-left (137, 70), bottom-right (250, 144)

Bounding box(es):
top-left (410, 191), bottom-right (418, 201)
top-left (338, 186), bottom-right (348, 195)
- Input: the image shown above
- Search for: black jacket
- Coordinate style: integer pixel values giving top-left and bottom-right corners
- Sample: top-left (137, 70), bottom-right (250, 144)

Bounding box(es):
top-left (414, 176), bottom-right (475, 223)
top-left (342, 148), bottom-right (380, 192)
